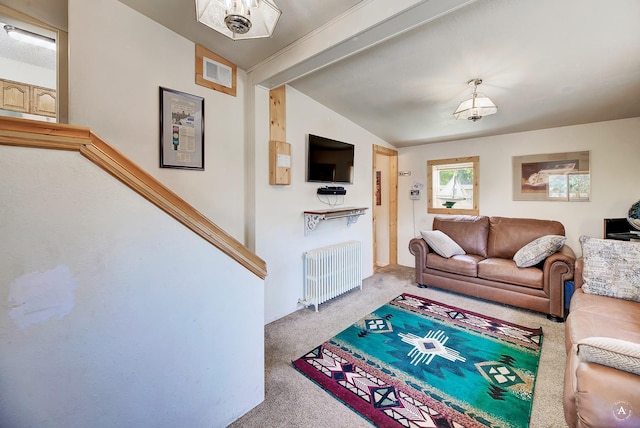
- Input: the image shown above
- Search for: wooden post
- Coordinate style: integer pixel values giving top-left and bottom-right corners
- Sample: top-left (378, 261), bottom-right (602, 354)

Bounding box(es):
top-left (269, 86), bottom-right (290, 185)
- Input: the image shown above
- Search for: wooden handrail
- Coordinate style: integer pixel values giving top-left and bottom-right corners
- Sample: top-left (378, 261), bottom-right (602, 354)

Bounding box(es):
top-left (0, 116), bottom-right (267, 279)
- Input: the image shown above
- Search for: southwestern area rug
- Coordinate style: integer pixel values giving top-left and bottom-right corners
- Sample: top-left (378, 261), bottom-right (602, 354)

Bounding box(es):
top-left (292, 293), bottom-right (543, 428)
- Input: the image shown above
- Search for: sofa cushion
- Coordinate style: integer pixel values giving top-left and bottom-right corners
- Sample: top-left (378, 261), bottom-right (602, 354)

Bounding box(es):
top-left (487, 217), bottom-right (565, 259)
top-left (566, 289), bottom-right (640, 351)
top-left (578, 337), bottom-right (640, 376)
top-left (426, 253), bottom-right (482, 277)
top-left (433, 215), bottom-right (489, 257)
top-left (420, 230), bottom-right (465, 258)
top-left (477, 258), bottom-right (543, 289)
top-left (513, 235), bottom-right (566, 268)
top-left (580, 235), bottom-right (640, 302)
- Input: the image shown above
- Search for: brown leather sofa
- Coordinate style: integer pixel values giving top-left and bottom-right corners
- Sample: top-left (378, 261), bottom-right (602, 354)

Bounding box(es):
top-left (563, 258), bottom-right (640, 427)
top-left (408, 215), bottom-right (575, 320)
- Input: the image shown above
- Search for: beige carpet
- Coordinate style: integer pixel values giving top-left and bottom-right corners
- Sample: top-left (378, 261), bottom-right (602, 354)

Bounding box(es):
top-left (229, 265), bottom-right (567, 427)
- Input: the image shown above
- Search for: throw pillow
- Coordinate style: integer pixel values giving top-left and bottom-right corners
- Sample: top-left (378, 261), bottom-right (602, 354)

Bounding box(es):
top-left (578, 337), bottom-right (640, 376)
top-left (420, 230), bottom-right (465, 258)
top-left (580, 235), bottom-right (640, 302)
top-left (513, 235), bottom-right (566, 268)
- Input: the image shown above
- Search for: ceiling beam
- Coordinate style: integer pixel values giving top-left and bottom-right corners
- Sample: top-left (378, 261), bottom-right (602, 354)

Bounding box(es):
top-left (248, 0), bottom-right (476, 89)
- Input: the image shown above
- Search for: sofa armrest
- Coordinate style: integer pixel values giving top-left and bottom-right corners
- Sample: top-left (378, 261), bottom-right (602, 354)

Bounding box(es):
top-left (558, 243), bottom-right (575, 260)
top-left (543, 244), bottom-right (575, 275)
top-left (565, 347), bottom-right (640, 428)
top-left (543, 244), bottom-right (575, 274)
top-left (409, 237), bottom-right (429, 285)
top-left (542, 244), bottom-right (575, 318)
top-left (578, 337), bottom-right (640, 376)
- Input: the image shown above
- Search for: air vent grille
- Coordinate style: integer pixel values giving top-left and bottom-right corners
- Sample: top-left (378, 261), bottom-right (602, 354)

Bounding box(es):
top-left (203, 57), bottom-right (232, 88)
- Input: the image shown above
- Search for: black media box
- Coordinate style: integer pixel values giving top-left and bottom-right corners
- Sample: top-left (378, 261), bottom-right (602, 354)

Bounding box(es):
top-left (317, 186), bottom-right (347, 195)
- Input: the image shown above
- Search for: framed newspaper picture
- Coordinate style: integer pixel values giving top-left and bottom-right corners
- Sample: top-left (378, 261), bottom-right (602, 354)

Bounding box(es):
top-left (159, 87), bottom-right (204, 170)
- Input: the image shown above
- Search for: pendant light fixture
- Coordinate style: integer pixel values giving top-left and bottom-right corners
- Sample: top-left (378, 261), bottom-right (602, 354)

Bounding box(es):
top-left (453, 78), bottom-right (497, 122)
top-left (196, 0), bottom-right (281, 40)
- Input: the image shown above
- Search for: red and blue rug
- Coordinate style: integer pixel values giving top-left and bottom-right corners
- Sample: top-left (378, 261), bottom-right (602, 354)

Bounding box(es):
top-left (293, 293), bottom-right (543, 427)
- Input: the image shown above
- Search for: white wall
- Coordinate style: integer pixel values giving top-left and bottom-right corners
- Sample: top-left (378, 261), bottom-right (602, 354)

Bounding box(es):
top-left (0, 146), bottom-right (264, 428)
top-left (0, 57), bottom-right (56, 88)
top-left (0, 0), bottom-right (266, 425)
top-left (397, 117), bottom-right (640, 267)
top-left (7, 2), bottom-right (640, 424)
top-left (254, 85), bottom-right (395, 323)
top-left (68, 0), bottom-right (246, 241)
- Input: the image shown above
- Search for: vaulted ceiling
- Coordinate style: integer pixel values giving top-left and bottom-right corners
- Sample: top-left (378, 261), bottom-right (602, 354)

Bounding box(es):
top-left (7, 0), bottom-right (640, 147)
top-left (121, 0), bottom-right (640, 147)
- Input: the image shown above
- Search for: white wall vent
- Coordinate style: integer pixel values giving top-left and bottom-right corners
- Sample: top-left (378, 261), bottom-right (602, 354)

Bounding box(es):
top-left (202, 57), bottom-right (232, 89)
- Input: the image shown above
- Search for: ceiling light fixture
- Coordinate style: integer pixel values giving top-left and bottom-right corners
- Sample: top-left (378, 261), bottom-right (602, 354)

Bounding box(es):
top-left (453, 78), bottom-right (497, 122)
top-left (195, 0), bottom-right (281, 40)
top-left (4, 25), bottom-right (56, 50)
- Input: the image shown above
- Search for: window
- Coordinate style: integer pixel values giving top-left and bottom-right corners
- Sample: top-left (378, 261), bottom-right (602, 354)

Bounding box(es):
top-left (427, 156), bottom-right (479, 215)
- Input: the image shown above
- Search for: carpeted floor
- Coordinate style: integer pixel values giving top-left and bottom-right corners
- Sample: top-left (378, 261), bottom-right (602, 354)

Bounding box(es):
top-left (229, 265), bottom-right (567, 428)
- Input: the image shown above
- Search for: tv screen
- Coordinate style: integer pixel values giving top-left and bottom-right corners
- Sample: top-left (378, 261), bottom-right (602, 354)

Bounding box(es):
top-left (306, 134), bottom-right (354, 184)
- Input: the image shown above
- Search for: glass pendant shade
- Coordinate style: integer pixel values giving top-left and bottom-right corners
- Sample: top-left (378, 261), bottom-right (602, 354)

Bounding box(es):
top-left (196, 0), bottom-right (281, 40)
top-left (453, 79), bottom-right (497, 122)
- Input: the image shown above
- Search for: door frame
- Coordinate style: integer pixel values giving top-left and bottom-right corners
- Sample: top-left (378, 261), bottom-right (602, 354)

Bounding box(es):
top-left (372, 145), bottom-right (398, 271)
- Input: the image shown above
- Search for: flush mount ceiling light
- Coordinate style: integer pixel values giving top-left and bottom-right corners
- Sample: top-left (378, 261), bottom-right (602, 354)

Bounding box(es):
top-left (453, 78), bottom-right (497, 122)
top-left (4, 25), bottom-right (56, 50)
top-left (196, 0), bottom-right (281, 40)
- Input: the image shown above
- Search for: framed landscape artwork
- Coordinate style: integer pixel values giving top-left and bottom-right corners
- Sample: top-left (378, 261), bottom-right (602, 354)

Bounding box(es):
top-left (512, 151), bottom-right (590, 201)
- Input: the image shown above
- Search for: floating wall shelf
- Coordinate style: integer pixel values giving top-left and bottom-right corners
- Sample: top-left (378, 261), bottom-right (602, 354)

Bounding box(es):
top-left (304, 207), bottom-right (368, 235)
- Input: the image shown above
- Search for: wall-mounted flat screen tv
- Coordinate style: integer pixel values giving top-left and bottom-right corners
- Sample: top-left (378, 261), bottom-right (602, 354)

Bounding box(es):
top-left (306, 134), bottom-right (354, 184)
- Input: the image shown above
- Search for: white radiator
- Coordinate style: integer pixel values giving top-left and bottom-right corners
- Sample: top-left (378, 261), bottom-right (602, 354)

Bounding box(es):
top-left (300, 240), bottom-right (362, 311)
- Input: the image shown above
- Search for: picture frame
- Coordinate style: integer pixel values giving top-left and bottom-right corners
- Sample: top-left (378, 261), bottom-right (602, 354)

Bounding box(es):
top-left (512, 151), bottom-right (590, 201)
top-left (159, 87), bottom-right (204, 170)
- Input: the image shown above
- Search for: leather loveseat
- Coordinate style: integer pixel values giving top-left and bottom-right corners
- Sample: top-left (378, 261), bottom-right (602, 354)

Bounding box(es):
top-left (408, 215), bottom-right (575, 320)
top-left (563, 236), bottom-right (640, 427)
